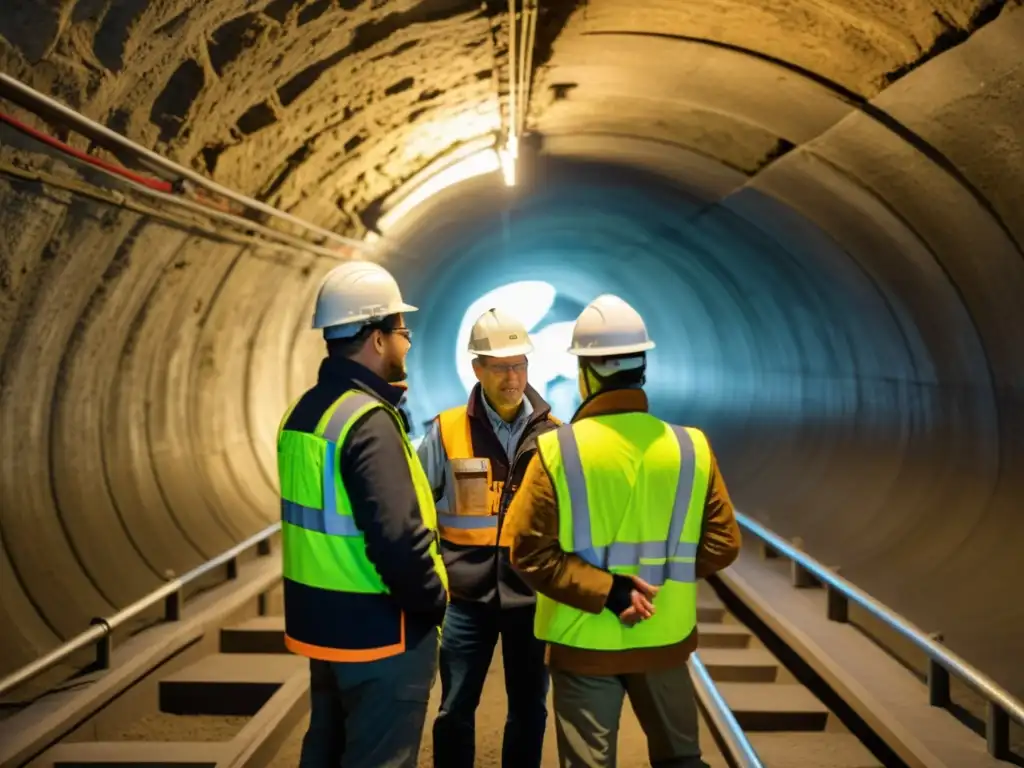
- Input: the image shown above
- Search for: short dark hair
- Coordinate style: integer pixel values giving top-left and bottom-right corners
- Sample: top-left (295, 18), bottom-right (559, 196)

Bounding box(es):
top-left (326, 313), bottom-right (402, 358)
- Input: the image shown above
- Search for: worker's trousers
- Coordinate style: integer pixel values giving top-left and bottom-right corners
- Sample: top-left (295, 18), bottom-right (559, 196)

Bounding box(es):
top-left (550, 663), bottom-right (711, 768)
top-left (299, 628), bottom-right (438, 768)
top-left (432, 600), bottom-right (549, 768)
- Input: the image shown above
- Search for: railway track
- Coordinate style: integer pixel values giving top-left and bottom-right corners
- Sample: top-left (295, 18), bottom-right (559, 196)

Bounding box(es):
top-left (1, 518), bottom-right (1020, 768)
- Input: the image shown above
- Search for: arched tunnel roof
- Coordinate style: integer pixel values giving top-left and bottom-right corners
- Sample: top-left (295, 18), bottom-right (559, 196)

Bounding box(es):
top-left (1, 0), bottom-right (1023, 702)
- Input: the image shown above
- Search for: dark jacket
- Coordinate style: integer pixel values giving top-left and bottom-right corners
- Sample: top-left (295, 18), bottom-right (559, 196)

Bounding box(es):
top-left (423, 384), bottom-right (559, 609)
top-left (282, 356), bottom-right (447, 654)
top-left (505, 387), bottom-right (742, 675)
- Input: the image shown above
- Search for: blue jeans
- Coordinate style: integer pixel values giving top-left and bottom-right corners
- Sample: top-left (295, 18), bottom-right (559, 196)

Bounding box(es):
top-left (432, 602), bottom-right (549, 768)
top-left (300, 629), bottom-right (438, 768)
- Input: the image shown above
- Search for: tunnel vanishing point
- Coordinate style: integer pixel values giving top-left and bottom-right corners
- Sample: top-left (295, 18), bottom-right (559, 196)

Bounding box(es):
top-left (0, 0), bottom-right (1023, 702)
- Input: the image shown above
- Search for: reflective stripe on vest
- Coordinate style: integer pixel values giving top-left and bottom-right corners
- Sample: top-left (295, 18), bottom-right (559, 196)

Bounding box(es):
top-left (533, 414), bottom-right (711, 652)
top-left (553, 423), bottom-right (699, 586)
top-left (436, 405), bottom-right (500, 547)
top-left (279, 389), bottom-right (448, 662)
top-left (281, 391), bottom-right (378, 542)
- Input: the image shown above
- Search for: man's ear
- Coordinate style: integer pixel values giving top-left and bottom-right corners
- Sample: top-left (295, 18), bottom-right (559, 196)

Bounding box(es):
top-left (371, 329), bottom-right (385, 355)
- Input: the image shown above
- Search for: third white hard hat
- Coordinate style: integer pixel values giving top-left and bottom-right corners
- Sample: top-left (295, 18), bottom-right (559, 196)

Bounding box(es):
top-left (468, 307), bottom-right (534, 357)
top-left (312, 260), bottom-right (417, 339)
top-left (568, 294), bottom-right (655, 357)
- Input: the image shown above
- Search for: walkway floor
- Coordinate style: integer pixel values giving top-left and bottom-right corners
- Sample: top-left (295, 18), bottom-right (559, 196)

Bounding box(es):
top-left (269, 643), bottom-right (727, 767)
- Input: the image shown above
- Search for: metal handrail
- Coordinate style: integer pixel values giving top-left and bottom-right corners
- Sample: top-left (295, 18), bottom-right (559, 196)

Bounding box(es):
top-left (689, 653), bottom-right (765, 768)
top-left (0, 522), bottom-right (281, 698)
top-left (735, 510), bottom-right (1024, 758)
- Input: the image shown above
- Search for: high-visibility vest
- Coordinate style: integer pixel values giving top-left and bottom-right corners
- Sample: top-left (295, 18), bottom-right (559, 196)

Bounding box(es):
top-left (533, 413), bottom-right (711, 651)
top-left (435, 404), bottom-right (560, 548)
top-left (436, 405), bottom-right (504, 547)
top-left (277, 389), bottom-right (448, 661)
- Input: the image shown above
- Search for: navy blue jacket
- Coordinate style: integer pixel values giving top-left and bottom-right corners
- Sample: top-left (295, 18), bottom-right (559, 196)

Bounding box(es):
top-left (282, 355), bottom-right (446, 654)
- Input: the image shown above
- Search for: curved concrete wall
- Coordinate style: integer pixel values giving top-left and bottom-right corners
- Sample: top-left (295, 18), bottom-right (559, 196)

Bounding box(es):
top-left (1, 0), bottom-right (1022, 701)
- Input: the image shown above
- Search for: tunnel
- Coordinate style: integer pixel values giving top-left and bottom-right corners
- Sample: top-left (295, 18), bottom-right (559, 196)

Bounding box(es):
top-left (1, 0), bottom-right (1022, 708)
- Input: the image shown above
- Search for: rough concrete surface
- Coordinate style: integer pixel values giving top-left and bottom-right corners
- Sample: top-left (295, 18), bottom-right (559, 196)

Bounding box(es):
top-left (1, 0), bottom-right (1023, 727)
top-left (110, 712), bottom-right (249, 742)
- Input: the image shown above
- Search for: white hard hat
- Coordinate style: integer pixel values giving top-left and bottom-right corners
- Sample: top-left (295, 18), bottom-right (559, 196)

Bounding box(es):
top-left (468, 307), bottom-right (534, 357)
top-left (312, 260), bottom-right (417, 340)
top-left (568, 294), bottom-right (655, 357)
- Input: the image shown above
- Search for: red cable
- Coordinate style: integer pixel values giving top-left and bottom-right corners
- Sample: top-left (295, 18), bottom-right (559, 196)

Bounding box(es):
top-left (0, 110), bottom-right (174, 193)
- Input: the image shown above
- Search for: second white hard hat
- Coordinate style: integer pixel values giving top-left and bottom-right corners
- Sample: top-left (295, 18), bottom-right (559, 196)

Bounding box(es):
top-left (468, 307), bottom-right (534, 357)
top-left (568, 294), bottom-right (655, 357)
top-left (312, 260), bottom-right (417, 339)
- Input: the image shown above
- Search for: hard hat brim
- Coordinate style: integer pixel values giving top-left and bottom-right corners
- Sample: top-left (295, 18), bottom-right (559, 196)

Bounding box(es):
top-left (470, 341), bottom-right (535, 357)
top-left (314, 301), bottom-right (418, 331)
top-left (569, 339), bottom-right (655, 357)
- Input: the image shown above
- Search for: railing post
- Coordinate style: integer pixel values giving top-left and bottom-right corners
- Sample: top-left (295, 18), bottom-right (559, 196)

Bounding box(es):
top-left (986, 701), bottom-right (1010, 759)
top-left (257, 591), bottom-right (268, 616)
top-left (825, 567), bottom-right (848, 623)
top-left (759, 540), bottom-right (778, 560)
top-left (89, 618), bottom-right (112, 670)
top-left (789, 538), bottom-right (817, 588)
top-left (257, 537), bottom-right (272, 556)
top-left (165, 589), bottom-right (181, 621)
top-left (927, 632), bottom-right (950, 707)
top-left (226, 556), bottom-right (238, 580)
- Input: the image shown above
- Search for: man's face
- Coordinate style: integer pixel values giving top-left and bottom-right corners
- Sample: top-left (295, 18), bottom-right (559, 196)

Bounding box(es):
top-left (373, 313), bottom-right (412, 383)
top-left (474, 355), bottom-right (529, 410)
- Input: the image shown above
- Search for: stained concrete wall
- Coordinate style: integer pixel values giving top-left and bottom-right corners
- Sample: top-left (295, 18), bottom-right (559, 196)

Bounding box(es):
top-left (1, 0), bottom-right (1022, 703)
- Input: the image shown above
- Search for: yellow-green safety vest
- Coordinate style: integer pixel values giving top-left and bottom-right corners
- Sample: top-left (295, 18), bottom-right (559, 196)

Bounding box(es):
top-left (277, 389), bottom-right (448, 662)
top-left (533, 412), bottom-right (710, 651)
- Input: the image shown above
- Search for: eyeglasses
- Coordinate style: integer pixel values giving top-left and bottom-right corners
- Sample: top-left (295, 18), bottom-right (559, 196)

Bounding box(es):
top-left (485, 361), bottom-right (528, 375)
top-left (388, 327), bottom-right (412, 340)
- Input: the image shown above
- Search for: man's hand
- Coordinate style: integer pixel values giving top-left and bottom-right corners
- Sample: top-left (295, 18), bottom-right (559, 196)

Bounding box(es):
top-left (617, 575), bottom-right (659, 627)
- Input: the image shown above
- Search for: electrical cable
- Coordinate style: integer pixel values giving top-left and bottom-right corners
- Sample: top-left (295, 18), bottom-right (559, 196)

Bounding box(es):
top-left (0, 110), bottom-right (174, 194)
top-left (0, 116), bottom-right (356, 262)
top-left (0, 73), bottom-right (368, 252)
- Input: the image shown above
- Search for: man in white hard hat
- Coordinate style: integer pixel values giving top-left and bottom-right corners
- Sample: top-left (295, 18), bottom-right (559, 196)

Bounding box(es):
top-left (505, 294), bottom-right (742, 768)
top-left (417, 307), bottom-right (561, 768)
top-left (276, 260), bottom-right (448, 768)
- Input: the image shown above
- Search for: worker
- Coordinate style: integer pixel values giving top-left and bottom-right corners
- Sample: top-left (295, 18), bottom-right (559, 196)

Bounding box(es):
top-left (504, 294), bottom-right (742, 768)
top-left (276, 260), bottom-right (448, 768)
top-left (417, 307), bottom-right (561, 768)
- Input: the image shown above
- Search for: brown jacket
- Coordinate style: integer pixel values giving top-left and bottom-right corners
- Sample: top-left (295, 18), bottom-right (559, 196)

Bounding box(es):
top-left (504, 388), bottom-right (742, 676)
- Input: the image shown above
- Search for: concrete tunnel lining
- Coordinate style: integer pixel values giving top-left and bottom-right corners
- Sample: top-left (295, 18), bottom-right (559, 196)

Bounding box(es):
top-left (0, 0), bottom-right (1022, 708)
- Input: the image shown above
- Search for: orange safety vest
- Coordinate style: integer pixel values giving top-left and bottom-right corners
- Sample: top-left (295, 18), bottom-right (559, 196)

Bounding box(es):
top-left (437, 405), bottom-right (504, 547)
top-left (435, 404), bottom-right (560, 548)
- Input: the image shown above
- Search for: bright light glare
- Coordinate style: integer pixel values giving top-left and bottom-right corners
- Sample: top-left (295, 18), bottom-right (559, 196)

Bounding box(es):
top-left (499, 149), bottom-right (516, 187)
top-left (399, 110), bottom-right (500, 165)
top-left (526, 322), bottom-right (577, 384)
top-left (499, 142), bottom-right (517, 187)
top-left (456, 282), bottom-right (579, 414)
top-left (378, 149), bottom-right (501, 232)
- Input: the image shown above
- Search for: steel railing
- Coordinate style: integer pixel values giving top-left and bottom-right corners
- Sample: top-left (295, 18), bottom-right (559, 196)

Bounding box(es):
top-left (0, 523), bottom-right (281, 699)
top-left (9, 510), bottom-right (1015, 761)
top-left (690, 653), bottom-right (765, 768)
top-left (736, 510), bottom-right (1024, 759)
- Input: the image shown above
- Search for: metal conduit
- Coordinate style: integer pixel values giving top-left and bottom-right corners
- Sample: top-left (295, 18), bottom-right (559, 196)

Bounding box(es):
top-left (0, 74), bottom-right (367, 253)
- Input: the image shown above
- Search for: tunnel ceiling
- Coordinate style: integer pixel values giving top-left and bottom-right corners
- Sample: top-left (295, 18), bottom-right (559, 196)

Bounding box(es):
top-left (2, 0), bottom-right (1024, 704)
top-left (0, 0), bottom-right (1018, 227)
